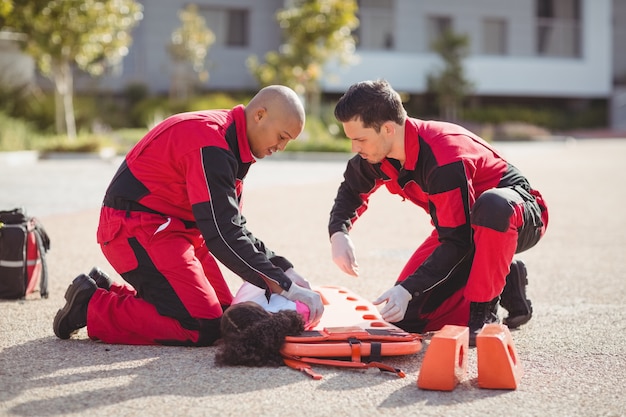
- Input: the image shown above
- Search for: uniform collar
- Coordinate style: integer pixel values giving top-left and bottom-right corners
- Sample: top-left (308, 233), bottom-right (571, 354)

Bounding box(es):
top-left (403, 118), bottom-right (419, 170)
top-left (231, 104), bottom-right (255, 164)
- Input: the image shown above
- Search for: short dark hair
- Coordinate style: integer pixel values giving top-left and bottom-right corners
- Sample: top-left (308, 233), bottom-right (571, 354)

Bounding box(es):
top-left (334, 79), bottom-right (407, 132)
top-left (215, 301), bottom-right (304, 367)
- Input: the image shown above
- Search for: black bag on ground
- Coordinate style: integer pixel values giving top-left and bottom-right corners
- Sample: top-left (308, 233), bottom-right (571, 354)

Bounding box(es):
top-left (0, 208), bottom-right (51, 299)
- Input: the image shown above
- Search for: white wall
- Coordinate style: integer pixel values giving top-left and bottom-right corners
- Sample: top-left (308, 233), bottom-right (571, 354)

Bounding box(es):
top-left (94, 0), bottom-right (283, 93)
top-left (323, 0), bottom-right (612, 98)
top-left (393, 0), bottom-right (533, 55)
top-left (91, 0), bottom-right (612, 99)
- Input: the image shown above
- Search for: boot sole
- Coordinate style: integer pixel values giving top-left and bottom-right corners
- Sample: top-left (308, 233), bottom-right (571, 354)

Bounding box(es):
top-left (504, 299), bottom-right (533, 328)
top-left (53, 275), bottom-right (94, 339)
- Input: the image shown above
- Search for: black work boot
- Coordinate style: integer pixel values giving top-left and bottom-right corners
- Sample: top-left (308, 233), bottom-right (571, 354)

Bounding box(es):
top-left (500, 260), bottom-right (533, 329)
top-left (468, 297), bottom-right (500, 347)
top-left (88, 266), bottom-right (113, 290)
top-left (53, 274), bottom-right (97, 339)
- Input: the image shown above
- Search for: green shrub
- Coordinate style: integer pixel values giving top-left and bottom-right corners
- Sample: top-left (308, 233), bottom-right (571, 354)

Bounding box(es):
top-left (37, 132), bottom-right (116, 153)
top-left (130, 96), bottom-right (171, 128)
top-left (111, 128), bottom-right (147, 153)
top-left (464, 106), bottom-right (555, 126)
top-left (16, 92), bottom-right (56, 133)
top-left (0, 84), bottom-right (33, 119)
top-left (1, 92), bottom-right (353, 154)
top-left (186, 92), bottom-right (250, 111)
top-left (287, 115), bottom-right (351, 152)
top-left (0, 113), bottom-right (41, 151)
top-left (124, 83), bottom-right (150, 106)
top-left (129, 92), bottom-right (253, 129)
top-left (463, 102), bottom-right (607, 131)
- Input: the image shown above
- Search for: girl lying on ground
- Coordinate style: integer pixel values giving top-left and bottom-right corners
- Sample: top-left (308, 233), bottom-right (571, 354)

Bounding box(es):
top-left (214, 282), bottom-right (312, 366)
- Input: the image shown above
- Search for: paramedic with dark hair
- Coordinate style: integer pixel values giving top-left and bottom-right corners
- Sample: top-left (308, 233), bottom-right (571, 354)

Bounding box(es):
top-left (328, 80), bottom-right (548, 345)
top-left (53, 85), bottom-right (323, 346)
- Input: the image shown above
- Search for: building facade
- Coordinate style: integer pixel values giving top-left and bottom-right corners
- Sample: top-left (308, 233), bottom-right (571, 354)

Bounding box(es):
top-left (94, 0), bottom-right (614, 100)
top-left (7, 0), bottom-right (621, 129)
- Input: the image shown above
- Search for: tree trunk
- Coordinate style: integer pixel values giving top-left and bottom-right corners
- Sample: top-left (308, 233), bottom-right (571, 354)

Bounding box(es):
top-left (53, 79), bottom-right (64, 135)
top-left (306, 85), bottom-right (321, 118)
top-left (52, 60), bottom-right (77, 141)
top-left (63, 64), bottom-right (76, 140)
top-left (170, 62), bottom-right (191, 102)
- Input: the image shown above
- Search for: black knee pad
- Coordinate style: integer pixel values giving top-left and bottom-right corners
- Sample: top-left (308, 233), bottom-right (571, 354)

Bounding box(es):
top-left (471, 190), bottom-right (513, 232)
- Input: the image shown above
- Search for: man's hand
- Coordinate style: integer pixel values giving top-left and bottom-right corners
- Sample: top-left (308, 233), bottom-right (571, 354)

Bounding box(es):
top-left (284, 268), bottom-right (311, 289)
top-left (373, 285), bottom-right (412, 323)
top-left (282, 284), bottom-right (324, 325)
top-left (330, 232), bottom-right (359, 276)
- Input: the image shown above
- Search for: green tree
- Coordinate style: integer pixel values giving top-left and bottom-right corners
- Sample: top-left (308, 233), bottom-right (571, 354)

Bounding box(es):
top-left (248, 0), bottom-right (358, 116)
top-left (167, 4), bottom-right (214, 101)
top-left (427, 29), bottom-right (474, 122)
top-left (1, 0), bottom-right (143, 140)
top-left (0, 0), bottom-right (13, 18)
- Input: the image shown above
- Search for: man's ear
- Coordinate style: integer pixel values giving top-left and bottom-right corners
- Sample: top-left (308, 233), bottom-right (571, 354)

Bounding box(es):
top-left (382, 121), bottom-right (395, 136)
top-left (255, 107), bottom-right (267, 122)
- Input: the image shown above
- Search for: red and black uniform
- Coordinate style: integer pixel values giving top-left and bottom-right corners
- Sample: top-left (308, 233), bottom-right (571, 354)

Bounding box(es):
top-left (88, 105), bottom-right (295, 346)
top-left (329, 119), bottom-right (548, 333)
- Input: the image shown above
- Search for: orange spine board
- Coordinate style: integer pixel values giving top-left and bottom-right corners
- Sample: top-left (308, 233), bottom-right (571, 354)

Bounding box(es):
top-left (281, 286), bottom-right (422, 358)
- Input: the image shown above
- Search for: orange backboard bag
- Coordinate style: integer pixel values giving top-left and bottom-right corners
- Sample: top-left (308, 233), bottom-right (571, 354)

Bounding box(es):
top-left (280, 286), bottom-right (423, 379)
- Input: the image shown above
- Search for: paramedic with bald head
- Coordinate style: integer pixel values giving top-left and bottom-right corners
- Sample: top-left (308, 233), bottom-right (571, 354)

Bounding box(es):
top-left (53, 85), bottom-right (323, 346)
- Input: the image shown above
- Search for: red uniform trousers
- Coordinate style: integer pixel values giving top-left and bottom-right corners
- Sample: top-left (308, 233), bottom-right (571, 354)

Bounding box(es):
top-left (87, 207), bottom-right (233, 345)
top-left (395, 186), bottom-right (548, 333)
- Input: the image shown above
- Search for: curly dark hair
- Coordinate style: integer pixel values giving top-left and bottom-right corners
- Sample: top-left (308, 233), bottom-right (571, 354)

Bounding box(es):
top-left (214, 301), bottom-right (305, 367)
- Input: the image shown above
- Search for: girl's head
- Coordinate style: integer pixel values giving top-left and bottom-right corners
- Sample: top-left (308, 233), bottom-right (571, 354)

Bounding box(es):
top-left (215, 301), bottom-right (305, 367)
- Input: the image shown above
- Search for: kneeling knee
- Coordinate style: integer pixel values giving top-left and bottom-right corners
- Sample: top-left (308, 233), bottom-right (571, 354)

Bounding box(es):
top-left (471, 190), bottom-right (513, 232)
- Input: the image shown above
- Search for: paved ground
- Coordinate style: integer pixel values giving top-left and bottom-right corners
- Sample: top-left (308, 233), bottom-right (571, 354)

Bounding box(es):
top-left (1, 139), bottom-right (625, 417)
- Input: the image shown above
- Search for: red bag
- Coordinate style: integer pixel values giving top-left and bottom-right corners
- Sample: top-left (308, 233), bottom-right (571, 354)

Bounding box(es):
top-left (0, 208), bottom-right (50, 299)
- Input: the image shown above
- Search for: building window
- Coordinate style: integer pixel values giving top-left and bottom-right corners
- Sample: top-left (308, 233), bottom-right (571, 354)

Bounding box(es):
top-left (483, 18), bottom-right (508, 55)
top-left (536, 0), bottom-right (580, 57)
top-left (427, 15), bottom-right (452, 50)
top-left (226, 9), bottom-right (248, 47)
top-left (199, 7), bottom-right (249, 48)
top-left (355, 0), bottom-right (394, 50)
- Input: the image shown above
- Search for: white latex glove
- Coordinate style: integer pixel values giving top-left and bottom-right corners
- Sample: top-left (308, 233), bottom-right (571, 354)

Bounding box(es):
top-left (373, 285), bottom-right (412, 323)
top-left (284, 268), bottom-right (311, 289)
top-left (282, 283), bottom-right (324, 325)
top-left (330, 231), bottom-right (359, 276)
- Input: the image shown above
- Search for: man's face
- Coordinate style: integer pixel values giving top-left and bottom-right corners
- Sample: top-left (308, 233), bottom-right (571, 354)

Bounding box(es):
top-left (342, 119), bottom-right (392, 164)
top-left (248, 108), bottom-right (303, 159)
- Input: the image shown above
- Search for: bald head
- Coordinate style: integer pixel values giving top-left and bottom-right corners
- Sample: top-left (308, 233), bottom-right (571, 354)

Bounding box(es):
top-left (245, 85), bottom-right (306, 159)
top-left (247, 85), bottom-right (305, 124)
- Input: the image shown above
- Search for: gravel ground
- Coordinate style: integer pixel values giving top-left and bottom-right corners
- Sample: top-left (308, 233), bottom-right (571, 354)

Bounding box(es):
top-left (1, 139), bottom-right (625, 417)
